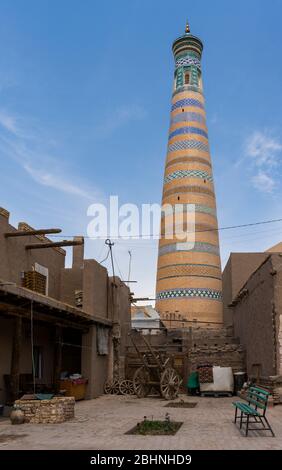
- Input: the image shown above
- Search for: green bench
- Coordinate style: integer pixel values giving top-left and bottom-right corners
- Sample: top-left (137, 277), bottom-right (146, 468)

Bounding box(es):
top-left (233, 386), bottom-right (275, 437)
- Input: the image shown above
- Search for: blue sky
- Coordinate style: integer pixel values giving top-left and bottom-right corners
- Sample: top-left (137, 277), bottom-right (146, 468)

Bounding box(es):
top-left (1, 0), bottom-right (282, 301)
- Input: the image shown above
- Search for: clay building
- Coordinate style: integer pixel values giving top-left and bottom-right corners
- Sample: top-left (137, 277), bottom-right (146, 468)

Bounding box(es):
top-left (223, 248), bottom-right (282, 402)
top-left (0, 207), bottom-right (131, 404)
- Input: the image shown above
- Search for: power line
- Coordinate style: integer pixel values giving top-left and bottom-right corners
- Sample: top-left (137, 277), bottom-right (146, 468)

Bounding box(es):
top-left (112, 251), bottom-right (124, 280)
top-left (127, 251), bottom-right (132, 287)
top-left (99, 247), bottom-right (110, 264)
top-left (105, 239), bottom-right (115, 278)
top-left (47, 216), bottom-right (282, 239)
top-left (219, 225), bottom-right (282, 241)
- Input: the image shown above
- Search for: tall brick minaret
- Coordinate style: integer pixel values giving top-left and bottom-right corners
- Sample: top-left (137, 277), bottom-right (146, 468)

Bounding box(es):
top-left (155, 22), bottom-right (223, 328)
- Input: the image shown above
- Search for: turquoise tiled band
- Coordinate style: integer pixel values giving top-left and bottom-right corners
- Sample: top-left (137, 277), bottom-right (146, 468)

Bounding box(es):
top-left (168, 140), bottom-right (209, 154)
top-left (161, 204), bottom-right (217, 218)
top-left (175, 55), bottom-right (201, 70)
top-left (156, 288), bottom-right (222, 301)
top-left (159, 242), bottom-right (219, 256)
top-left (164, 169), bottom-right (213, 184)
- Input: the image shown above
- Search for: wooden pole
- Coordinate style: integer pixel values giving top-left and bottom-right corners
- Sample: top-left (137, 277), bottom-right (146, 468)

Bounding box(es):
top-left (10, 316), bottom-right (22, 403)
top-left (25, 240), bottom-right (84, 250)
top-left (5, 229), bottom-right (61, 238)
top-left (53, 326), bottom-right (63, 394)
top-left (141, 334), bottom-right (163, 368)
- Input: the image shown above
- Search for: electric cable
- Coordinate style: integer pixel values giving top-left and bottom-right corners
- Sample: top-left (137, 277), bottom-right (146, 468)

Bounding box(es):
top-left (46, 216), bottom-right (282, 239)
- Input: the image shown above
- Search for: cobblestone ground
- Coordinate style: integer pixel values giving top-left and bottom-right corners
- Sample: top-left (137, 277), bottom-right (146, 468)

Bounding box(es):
top-left (0, 395), bottom-right (282, 450)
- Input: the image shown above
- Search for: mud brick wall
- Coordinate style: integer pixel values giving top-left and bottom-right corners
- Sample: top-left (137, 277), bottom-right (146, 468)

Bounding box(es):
top-left (15, 397), bottom-right (75, 424)
top-left (189, 344), bottom-right (245, 373)
top-left (126, 328), bottom-right (245, 384)
top-left (231, 255), bottom-right (282, 377)
top-left (188, 327), bottom-right (245, 374)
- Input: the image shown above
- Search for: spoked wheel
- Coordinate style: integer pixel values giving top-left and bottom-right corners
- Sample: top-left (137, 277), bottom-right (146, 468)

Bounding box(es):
top-left (160, 367), bottom-right (182, 400)
top-left (119, 379), bottom-right (135, 396)
top-left (104, 379), bottom-right (120, 395)
top-left (111, 379), bottom-right (121, 395)
top-left (133, 366), bottom-right (151, 398)
top-left (104, 380), bottom-right (114, 394)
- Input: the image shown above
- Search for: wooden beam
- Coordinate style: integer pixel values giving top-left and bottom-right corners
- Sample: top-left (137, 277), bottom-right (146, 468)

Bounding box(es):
top-left (0, 302), bottom-right (90, 331)
top-left (10, 317), bottom-right (22, 403)
top-left (53, 326), bottom-right (63, 393)
top-left (25, 240), bottom-right (84, 250)
top-left (0, 284), bottom-right (112, 326)
top-left (130, 297), bottom-right (151, 302)
top-left (5, 228), bottom-right (62, 238)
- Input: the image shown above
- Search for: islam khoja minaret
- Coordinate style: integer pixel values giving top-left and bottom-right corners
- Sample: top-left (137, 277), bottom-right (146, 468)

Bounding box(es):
top-left (155, 22), bottom-right (223, 328)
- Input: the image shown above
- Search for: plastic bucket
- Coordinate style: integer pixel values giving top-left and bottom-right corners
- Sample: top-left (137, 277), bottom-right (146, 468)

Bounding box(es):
top-left (234, 372), bottom-right (246, 392)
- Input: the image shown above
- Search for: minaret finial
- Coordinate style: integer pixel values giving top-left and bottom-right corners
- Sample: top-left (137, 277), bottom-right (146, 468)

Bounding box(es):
top-left (185, 19), bottom-right (190, 34)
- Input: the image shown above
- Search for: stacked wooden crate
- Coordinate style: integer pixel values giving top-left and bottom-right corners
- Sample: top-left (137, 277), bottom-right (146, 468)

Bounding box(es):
top-left (22, 271), bottom-right (46, 295)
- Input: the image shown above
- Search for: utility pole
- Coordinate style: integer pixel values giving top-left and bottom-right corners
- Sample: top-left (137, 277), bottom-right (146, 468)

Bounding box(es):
top-left (105, 239), bottom-right (115, 279)
top-left (127, 250), bottom-right (132, 287)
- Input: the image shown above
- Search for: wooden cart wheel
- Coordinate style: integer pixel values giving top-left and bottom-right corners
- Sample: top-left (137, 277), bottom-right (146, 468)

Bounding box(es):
top-left (160, 367), bottom-right (182, 400)
top-left (133, 366), bottom-right (151, 398)
top-left (119, 379), bottom-right (134, 395)
top-left (104, 380), bottom-right (113, 394)
top-left (104, 379), bottom-right (120, 395)
top-left (112, 379), bottom-right (121, 395)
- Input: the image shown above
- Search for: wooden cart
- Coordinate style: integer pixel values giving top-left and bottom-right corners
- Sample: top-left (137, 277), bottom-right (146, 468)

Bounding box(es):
top-left (130, 332), bottom-right (182, 400)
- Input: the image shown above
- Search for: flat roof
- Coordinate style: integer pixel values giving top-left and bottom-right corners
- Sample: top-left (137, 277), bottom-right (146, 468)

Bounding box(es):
top-left (0, 280), bottom-right (112, 328)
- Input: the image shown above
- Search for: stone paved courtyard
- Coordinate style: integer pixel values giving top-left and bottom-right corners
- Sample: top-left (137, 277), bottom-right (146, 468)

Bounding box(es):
top-left (0, 395), bottom-right (282, 450)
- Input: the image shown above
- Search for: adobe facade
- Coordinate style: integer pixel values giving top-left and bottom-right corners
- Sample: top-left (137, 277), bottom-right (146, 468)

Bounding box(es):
top-left (227, 254), bottom-right (282, 379)
top-left (0, 207), bottom-right (131, 404)
top-left (222, 252), bottom-right (268, 327)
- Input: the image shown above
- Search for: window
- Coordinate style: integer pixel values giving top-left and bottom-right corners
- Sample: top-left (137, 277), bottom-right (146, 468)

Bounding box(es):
top-left (97, 326), bottom-right (109, 355)
top-left (184, 73), bottom-right (190, 85)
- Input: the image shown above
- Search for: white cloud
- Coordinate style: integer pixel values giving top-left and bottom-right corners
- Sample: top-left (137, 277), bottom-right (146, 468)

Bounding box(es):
top-left (0, 109), bottom-right (102, 200)
top-left (0, 109), bottom-right (19, 135)
top-left (95, 104), bottom-right (147, 138)
top-left (251, 171), bottom-right (275, 194)
top-left (23, 163), bottom-right (93, 199)
top-left (246, 131), bottom-right (282, 167)
top-left (244, 131), bottom-right (282, 194)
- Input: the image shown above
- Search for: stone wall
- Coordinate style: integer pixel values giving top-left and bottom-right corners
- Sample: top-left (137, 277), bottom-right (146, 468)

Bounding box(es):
top-left (15, 397), bottom-right (75, 424)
